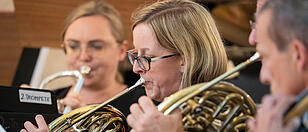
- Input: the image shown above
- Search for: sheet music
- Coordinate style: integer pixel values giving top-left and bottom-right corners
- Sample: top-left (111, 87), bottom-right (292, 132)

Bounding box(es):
top-left (0, 124), bottom-right (6, 132)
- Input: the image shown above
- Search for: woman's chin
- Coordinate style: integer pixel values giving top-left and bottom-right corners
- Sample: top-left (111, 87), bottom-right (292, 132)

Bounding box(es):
top-left (82, 79), bottom-right (94, 88)
top-left (145, 90), bottom-right (163, 102)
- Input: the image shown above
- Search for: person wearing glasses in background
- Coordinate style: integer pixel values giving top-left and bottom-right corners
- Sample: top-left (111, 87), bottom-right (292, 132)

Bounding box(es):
top-left (21, 1), bottom-right (146, 131)
top-left (126, 0), bottom-right (229, 131)
top-left (247, 0), bottom-right (308, 131)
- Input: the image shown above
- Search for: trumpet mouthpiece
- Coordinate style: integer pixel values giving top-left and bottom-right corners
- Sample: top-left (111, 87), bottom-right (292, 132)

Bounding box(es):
top-left (80, 65), bottom-right (91, 75)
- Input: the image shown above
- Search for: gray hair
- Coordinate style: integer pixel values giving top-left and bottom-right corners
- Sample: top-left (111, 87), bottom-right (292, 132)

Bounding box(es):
top-left (259, 0), bottom-right (308, 51)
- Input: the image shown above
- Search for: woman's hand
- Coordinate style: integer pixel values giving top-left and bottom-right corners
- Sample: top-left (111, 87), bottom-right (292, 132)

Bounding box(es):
top-left (20, 115), bottom-right (49, 132)
top-left (20, 84), bottom-right (31, 88)
top-left (127, 96), bottom-right (183, 132)
top-left (247, 94), bottom-right (300, 132)
top-left (58, 92), bottom-right (85, 113)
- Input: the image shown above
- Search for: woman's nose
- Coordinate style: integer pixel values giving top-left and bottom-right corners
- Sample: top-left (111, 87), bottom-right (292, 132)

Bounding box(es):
top-left (133, 60), bottom-right (145, 74)
top-left (79, 49), bottom-right (91, 62)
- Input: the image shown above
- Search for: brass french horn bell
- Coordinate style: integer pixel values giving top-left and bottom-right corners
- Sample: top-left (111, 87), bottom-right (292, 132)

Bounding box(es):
top-left (158, 52), bottom-right (260, 131)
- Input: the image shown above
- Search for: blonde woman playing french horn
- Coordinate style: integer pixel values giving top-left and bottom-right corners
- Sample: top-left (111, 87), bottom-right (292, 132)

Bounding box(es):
top-left (21, 1), bottom-right (147, 131)
top-left (127, 0), bottom-right (228, 131)
top-left (21, 0), bottom-right (228, 131)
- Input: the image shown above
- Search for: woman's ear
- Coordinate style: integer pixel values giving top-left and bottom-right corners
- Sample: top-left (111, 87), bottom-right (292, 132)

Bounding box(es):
top-left (180, 55), bottom-right (185, 73)
top-left (118, 40), bottom-right (128, 61)
top-left (61, 43), bottom-right (67, 54)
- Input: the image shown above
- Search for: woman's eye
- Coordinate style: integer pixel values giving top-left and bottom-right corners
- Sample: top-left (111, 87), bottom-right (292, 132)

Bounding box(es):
top-left (68, 44), bottom-right (79, 50)
top-left (91, 44), bottom-right (103, 50)
top-left (142, 55), bottom-right (152, 59)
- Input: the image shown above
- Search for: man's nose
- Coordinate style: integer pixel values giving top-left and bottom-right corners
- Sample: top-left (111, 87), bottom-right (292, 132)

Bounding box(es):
top-left (249, 29), bottom-right (257, 46)
top-left (259, 64), bottom-right (272, 85)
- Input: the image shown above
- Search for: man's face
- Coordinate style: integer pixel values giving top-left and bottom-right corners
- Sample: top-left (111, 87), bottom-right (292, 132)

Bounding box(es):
top-left (248, 0), bottom-right (268, 46)
top-left (256, 10), bottom-right (304, 95)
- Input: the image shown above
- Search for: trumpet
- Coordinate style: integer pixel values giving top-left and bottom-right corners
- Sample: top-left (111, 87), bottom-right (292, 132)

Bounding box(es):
top-left (47, 53), bottom-right (260, 131)
top-left (40, 65), bottom-right (91, 114)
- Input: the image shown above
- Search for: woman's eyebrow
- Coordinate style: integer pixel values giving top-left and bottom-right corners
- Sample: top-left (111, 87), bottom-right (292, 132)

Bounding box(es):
top-left (88, 39), bottom-right (107, 44)
top-left (65, 39), bottom-right (80, 43)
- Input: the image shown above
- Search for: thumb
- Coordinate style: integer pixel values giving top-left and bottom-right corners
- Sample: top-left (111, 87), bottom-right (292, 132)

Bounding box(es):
top-left (20, 84), bottom-right (31, 88)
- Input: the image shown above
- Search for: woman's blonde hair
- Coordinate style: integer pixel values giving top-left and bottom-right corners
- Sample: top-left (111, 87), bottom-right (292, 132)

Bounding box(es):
top-left (132, 0), bottom-right (228, 88)
top-left (62, 0), bottom-right (126, 83)
top-left (62, 0), bottom-right (126, 44)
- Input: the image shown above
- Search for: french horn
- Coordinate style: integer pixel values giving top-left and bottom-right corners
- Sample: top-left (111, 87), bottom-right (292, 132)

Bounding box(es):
top-left (283, 91), bottom-right (308, 128)
top-left (158, 53), bottom-right (260, 131)
top-left (49, 78), bottom-right (145, 131)
top-left (47, 53), bottom-right (260, 131)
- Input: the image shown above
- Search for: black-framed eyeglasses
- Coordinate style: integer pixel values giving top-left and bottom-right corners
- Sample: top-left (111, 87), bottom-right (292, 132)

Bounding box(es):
top-left (249, 20), bottom-right (256, 29)
top-left (127, 49), bottom-right (177, 71)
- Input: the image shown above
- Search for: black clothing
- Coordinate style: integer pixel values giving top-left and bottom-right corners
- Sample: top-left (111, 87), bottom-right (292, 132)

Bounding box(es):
top-left (54, 86), bottom-right (71, 99)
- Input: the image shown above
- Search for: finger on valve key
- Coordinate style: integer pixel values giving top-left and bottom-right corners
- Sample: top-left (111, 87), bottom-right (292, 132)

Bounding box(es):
top-left (20, 84), bottom-right (31, 88)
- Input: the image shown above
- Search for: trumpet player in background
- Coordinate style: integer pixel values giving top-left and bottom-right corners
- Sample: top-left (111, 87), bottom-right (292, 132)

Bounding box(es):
top-left (247, 0), bottom-right (308, 131)
top-left (55, 0), bottom-right (131, 112)
top-left (127, 0), bottom-right (229, 131)
top-left (21, 0), bottom-right (147, 131)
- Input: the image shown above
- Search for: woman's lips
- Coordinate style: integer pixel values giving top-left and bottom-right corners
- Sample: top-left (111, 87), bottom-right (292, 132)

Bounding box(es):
top-left (144, 81), bottom-right (152, 88)
top-left (80, 67), bottom-right (95, 77)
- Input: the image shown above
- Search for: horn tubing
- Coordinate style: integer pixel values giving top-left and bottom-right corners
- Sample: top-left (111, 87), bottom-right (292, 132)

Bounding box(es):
top-left (283, 95), bottom-right (308, 124)
top-left (159, 52), bottom-right (260, 115)
top-left (49, 78), bottom-right (145, 129)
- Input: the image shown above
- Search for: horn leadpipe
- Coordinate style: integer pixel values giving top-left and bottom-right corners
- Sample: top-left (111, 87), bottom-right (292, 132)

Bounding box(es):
top-left (50, 78), bottom-right (145, 128)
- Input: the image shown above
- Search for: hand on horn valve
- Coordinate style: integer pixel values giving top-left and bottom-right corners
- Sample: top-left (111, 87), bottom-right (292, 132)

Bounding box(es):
top-left (127, 96), bottom-right (183, 132)
top-left (58, 92), bottom-right (85, 113)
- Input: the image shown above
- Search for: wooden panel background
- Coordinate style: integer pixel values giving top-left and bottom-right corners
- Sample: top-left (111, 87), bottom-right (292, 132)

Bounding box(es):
top-left (0, 0), bottom-right (148, 86)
